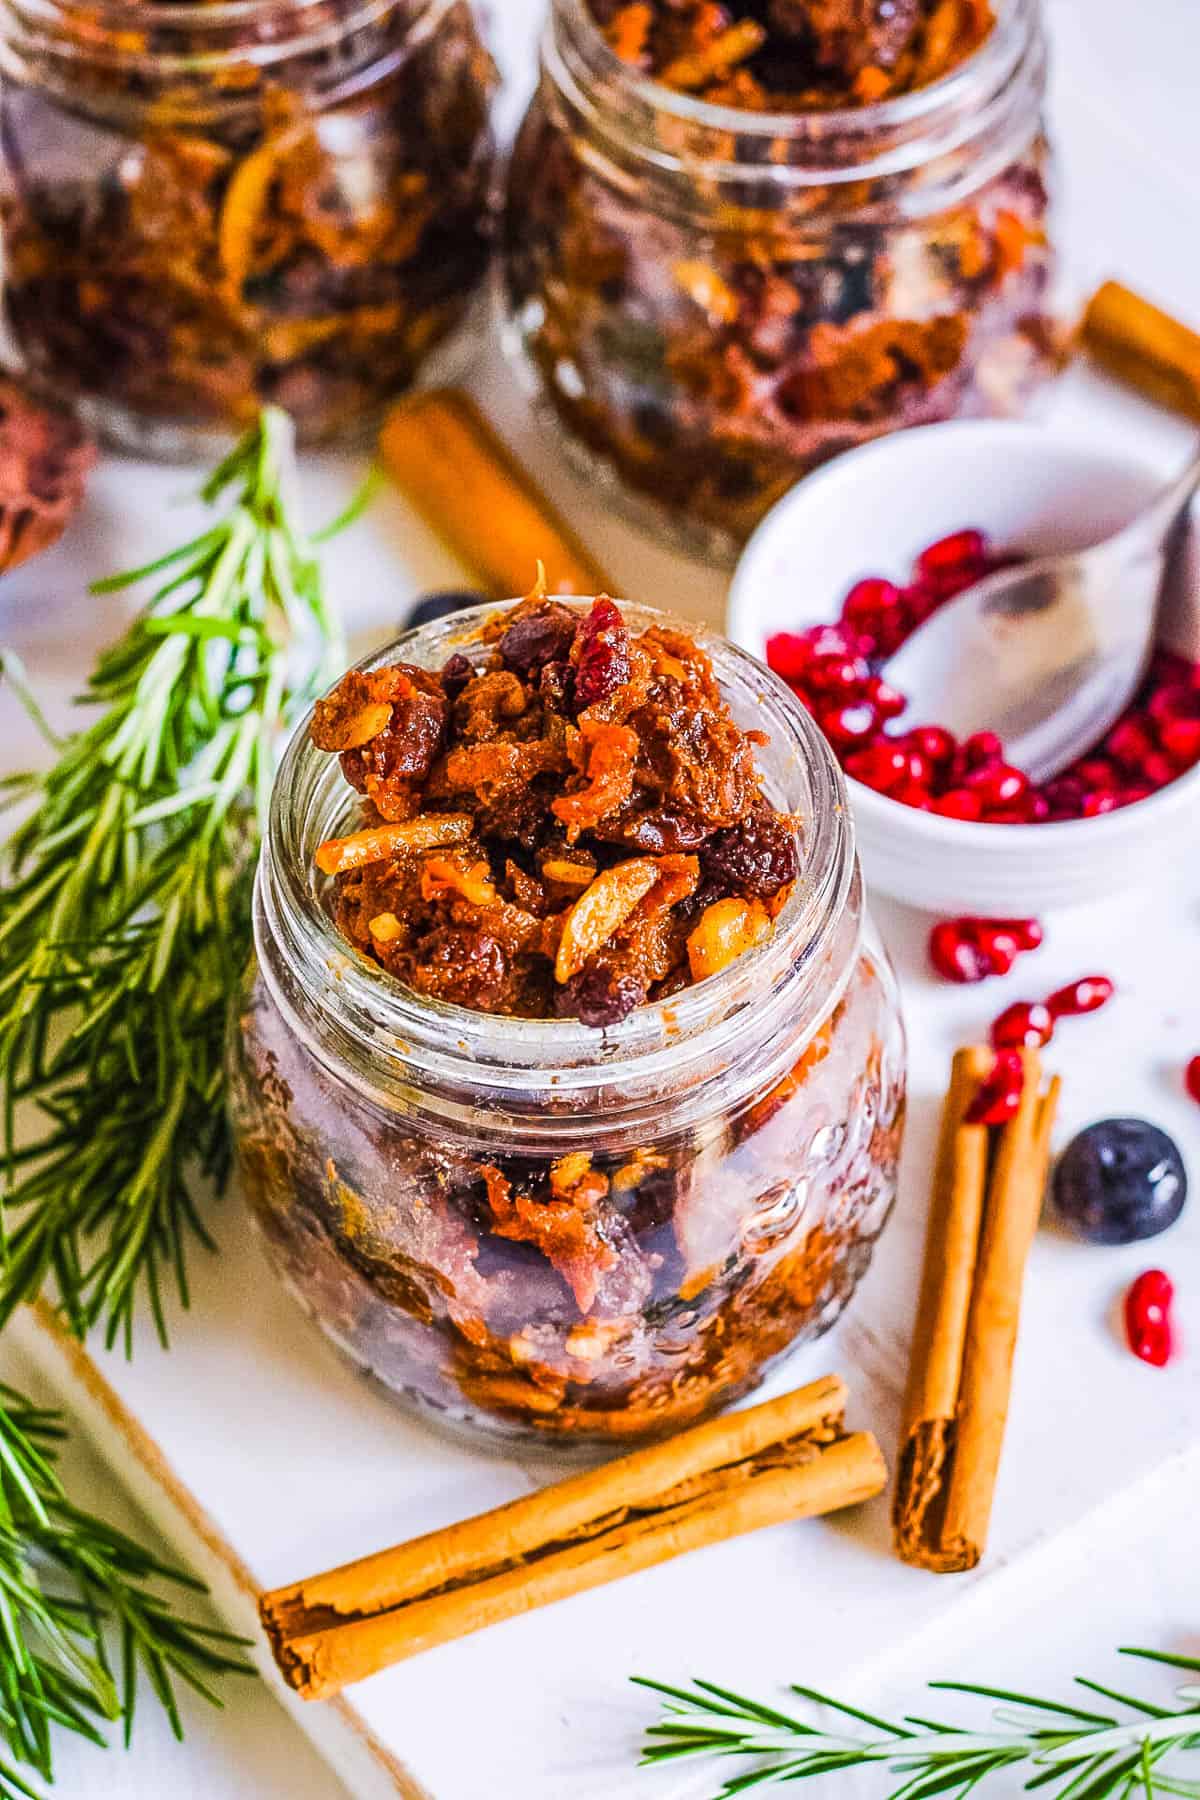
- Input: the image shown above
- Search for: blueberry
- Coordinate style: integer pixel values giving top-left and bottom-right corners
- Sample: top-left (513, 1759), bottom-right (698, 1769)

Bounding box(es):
top-left (403, 590), bottom-right (486, 630)
top-left (1053, 1119), bottom-right (1187, 1246)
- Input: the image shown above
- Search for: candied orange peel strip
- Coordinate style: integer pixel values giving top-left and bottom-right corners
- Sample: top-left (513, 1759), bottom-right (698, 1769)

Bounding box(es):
top-left (660, 19), bottom-right (766, 90)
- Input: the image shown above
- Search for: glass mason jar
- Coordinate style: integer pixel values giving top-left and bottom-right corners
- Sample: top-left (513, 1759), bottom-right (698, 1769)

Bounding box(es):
top-left (0, 0), bottom-right (498, 457)
top-left (504, 0), bottom-right (1059, 555)
top-left (228, 603), bottom-right (906, 1447)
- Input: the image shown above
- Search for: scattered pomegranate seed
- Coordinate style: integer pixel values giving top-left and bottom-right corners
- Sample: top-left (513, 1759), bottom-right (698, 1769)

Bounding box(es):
top-left (991, 1000), bottom-right (1054, 1049)
top-left (1047, 976), bottom-right (1115, 1019)
top-left (766, 537), bottom-right (1200, 826)
top-left (1185, 1056), bottom-right (1200, 1105)
top-left (1124, 1269), bottom-right (1174, 1368)
top-left (965, 1050), bottom-right (1025, 1126)
top-left (927, 916), bottom-right (1044, 985)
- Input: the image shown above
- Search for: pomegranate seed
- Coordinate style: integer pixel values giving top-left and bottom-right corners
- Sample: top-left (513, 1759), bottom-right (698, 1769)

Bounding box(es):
top-left (1047, 976), bottom-right (1114, 1018)
top-left (841, 577), bottom-right (904, 653)
top-left (991, 1000), bottom-right (1054, 1049)
top-left (1106, 717), bottom-right (1155, 770)
top-left (806, 653), bottom-right (871, 694)
top-left (765, 633), bottom-right (812, 680)
top-left (893, 782), bottom-right (933, 811)
top-left (968, 762), bottom-right (1029, 809)
top-left (819, 701), bottom-right (878, 748)
top-left (1081, 792), bottom-right (1119, 817)
top-left (1184, 1055), bottom-right (1200, 1104)
top-left (1124, 1269), bottom-right (1173, 1368)
top-left (931, 788), bottom-right (983, 821)
top-left (1148, 682), bottom-right (1200, 727)
top-left (1160, 717), bottom-right (1200, 765)
top-left (965, 1050), bottom-right (1025, 1126)
top-left (972, 923), bottom-right (1020, 975)
top-left (963, 730), bottom-right (1004, 770)
top-left (928, 921), bottom-right (991, 984)
top-left (864, 675), bottom-right (906, 720)
top-left (916, 529), bottom-right (987, 581)
top-left (1141, 750), bottom-right (1176, 788)
top-left (845, 744), bottom-right (909, 793)
top-left (1076, 757), bottom-right (1116, 788)
top-left (908, 725), bottom-right (957, 765)
top-left (1004, 917), bottom-right (1044, 951)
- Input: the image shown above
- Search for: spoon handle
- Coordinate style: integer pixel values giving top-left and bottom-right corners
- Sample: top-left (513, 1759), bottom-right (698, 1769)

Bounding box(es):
top-left (1081, 281), bottom-right (1200, 422)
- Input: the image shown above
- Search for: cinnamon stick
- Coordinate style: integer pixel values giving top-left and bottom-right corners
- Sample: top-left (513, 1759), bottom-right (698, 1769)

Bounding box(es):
top-left (893, 1048), bottom-right (1060, 1573)
top-left (379, 388), bottom-right (614, 599)
top-left (262, 1375), bottom-right (886, 1699)
top-left (1080, 281), bottom-right (1200, 423)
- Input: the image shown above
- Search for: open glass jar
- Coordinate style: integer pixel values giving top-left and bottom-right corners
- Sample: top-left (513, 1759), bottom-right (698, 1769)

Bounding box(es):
top-left (229, 604), bottom-right (906, 1447)
top-left (0, 0), bottom-right (498, 457)
top-left (504, 0), bottom-right (1059, 554)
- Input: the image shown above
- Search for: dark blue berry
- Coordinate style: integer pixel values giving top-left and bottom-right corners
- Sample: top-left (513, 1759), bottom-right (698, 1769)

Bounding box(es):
top-left (403, 590), bottom-right (486, 630)
top-left (1053, 1118), bottom-right (1187, 1246)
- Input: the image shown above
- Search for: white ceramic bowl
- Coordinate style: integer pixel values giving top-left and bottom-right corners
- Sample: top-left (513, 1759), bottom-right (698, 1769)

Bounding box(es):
top-left (728, 420), bottom-right (1200, 916)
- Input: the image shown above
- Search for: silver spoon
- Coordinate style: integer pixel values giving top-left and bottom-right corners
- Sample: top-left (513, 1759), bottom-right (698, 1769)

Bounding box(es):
top-left (884, 442), bottom-right (1200, 784)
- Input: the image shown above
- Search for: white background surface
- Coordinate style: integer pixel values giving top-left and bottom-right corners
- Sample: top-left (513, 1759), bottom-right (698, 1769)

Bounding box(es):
top-left (1, 0), bottom-right (1198, 1794)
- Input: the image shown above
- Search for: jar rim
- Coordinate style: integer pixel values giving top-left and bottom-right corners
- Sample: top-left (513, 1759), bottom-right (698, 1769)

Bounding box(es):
top-left (257, 599), bottom-right (859, 1119)
top-left (0, 0), bottom-right (446, 76)
top-left (545, 0), bottom-right (1042, 188)
top-left (554, 0), bottom-right (1028, 136)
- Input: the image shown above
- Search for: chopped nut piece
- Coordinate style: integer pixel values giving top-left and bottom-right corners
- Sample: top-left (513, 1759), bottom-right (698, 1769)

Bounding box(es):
top-left (687, 897), bottom-right (772, 981)
top-left (315, 815), bottom-right (472, 876)
top-left (555, 859), bottom-right (660, 983)
top-left (367, 912), bottom-right (404, 944)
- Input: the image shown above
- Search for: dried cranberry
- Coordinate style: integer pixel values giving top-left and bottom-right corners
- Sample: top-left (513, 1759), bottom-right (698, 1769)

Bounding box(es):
top-left (991, 1000), bottom-right (1054, 1049)
top-left (1046, 976), bottom-right (1114, 1018)
top-left (1124, 1269), bottom-right (1173, 1368)
top-left (574, 597), bottom-right (631, 708)
top-left (965, 1050), bottom-right (1025, 1126)
top-left (497, 602), bottom-right (578, 673)
top-left (701, 813), bottom-right (800, 899)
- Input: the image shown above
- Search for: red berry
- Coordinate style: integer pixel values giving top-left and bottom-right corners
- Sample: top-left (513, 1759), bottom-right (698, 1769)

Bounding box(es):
top-left (928, 920), bottom-right (991, 984)
top-left (1124, 1269), bottom-right (1173, 1368)
top-left (991, 1000), bottom-right (1054, 1049)
top-left (1185, 1055), bottom-right (1200, 1105)
top-left (1046, 976), bottom-right (1114, 1018)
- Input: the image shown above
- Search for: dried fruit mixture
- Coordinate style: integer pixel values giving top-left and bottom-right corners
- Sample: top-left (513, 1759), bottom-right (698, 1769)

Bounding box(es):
top-left (232, 591), bottom-right (904, 1443)
top-left (311, 594), bottom-right (801, 1023)
top-left (0, 0), bottom-right (498, 445)
top-left (590, 0), bottom-right (995, 107)
top-left (506, 0), bottom-right (1056, 543)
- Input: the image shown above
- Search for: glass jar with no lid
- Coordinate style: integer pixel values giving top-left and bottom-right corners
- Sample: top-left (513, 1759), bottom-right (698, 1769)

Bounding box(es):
top-left (228, 603), bottom-right (906, 1447)
top-left (0, 0), bottom-right (499, 458)
top-left (504, 0), bottom-right (1059, 556)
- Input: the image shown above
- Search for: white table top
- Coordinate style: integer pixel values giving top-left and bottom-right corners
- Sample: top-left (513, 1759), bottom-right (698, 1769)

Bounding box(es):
top-left (0, 0), bottom-right (1197, 1795)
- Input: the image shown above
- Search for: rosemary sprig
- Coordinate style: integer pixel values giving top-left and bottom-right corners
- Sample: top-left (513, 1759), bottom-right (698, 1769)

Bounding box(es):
top-left (0, 407), bottom-right (344, 1349)
top-left (0, 1382), bottom-right (251, 1797)
top-left (635, 1650), bottom-right (1200, 1798)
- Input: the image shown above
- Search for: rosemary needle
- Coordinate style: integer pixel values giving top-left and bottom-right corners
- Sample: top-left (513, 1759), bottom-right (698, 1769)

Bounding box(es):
top-left (0, 406), bottom-right (345, 1349)
top-left (635, 1653), bottom-right (1200, 1799)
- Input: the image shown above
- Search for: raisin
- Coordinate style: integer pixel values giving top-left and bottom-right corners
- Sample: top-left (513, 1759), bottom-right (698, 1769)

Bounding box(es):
top-left (614, 808), bottom-right (711, 854)
top-left (556, 963), bottom-right (645, 1027)
top-left (441, 652), bottom-right (474, 699)
top-left (574, 597), bottom-right (631, 710)
top-left (497, 603), bottom-right (577, 674)
top-left (701, 812), bottom-right (799, 898)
